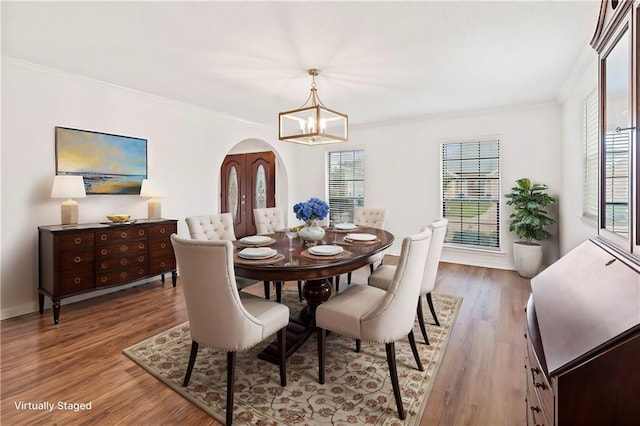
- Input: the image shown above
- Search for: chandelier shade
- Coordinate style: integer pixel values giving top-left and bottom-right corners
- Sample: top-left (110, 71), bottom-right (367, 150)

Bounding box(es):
top-left (278, 69), bottom-right (348, 145)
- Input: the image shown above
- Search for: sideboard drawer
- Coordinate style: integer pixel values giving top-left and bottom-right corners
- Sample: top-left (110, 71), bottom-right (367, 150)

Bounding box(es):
top-left (59, 266), bottom-right (94, 294)
top-left (149, 223), bottom-right (176, 238)
top-left (96, 227), bottom-right (147, 244)
top-left (97, 253), bottom-right (147, 272)
top-left (96, 241), bottom-right (147, 258)
top-left (96, 266), bottom-right (148, 287)
top-left (59, 231), bottom-right (95, 249)
top-left (59, 249), bottom-right (94, 271)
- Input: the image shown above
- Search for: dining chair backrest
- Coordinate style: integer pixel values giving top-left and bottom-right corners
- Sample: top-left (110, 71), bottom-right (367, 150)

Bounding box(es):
top-left (254, 207), bottom-right (285, 235)
top-left (185, 213), bottom-right (236, 241)
top-left (354, 207), bottom-right (387, 229)
top-left (421, 218), bottom-right (448, 295)
top-left (361, 228), bottom-right (431, 342)
top-left (170, 235), bottom-right (266, 351)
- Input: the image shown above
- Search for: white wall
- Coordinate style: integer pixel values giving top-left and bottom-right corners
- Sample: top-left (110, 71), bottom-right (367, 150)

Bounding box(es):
top-left (289, 103), bottom-right (564, 270)
top-left (0, 58), bottom-right (301, 319)
top-left (559, 51), bottom-right (600, 254)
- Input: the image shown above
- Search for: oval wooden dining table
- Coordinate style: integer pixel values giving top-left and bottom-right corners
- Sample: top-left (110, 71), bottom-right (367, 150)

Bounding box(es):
top-left (233, 227), bottom-right (394, 363)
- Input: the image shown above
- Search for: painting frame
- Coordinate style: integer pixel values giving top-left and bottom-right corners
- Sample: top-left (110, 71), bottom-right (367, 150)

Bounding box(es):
top-left (55, 126), bottom-right (148, 195)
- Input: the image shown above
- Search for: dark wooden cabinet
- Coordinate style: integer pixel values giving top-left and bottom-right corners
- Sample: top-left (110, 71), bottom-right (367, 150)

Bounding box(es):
top-left (524, 239), bottom-right (640, 425)
top-left (38, 219), bottom-right (177, 323)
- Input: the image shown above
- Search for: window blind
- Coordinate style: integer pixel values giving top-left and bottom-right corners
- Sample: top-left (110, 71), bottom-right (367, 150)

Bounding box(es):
top-left (327, 150), bottom-right (365, 224)
top-left (441, 140), bottom-right (500, 249)
top-left (583, 89), bottom-right (599, 219)
top-left (603, 129), bottom-right (630, 236)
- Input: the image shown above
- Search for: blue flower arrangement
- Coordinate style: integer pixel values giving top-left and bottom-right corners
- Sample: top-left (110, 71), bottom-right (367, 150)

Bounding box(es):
top-left (293, 197), bottom-right (329, 223)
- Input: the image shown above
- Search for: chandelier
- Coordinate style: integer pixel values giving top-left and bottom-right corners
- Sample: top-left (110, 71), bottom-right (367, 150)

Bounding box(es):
top-left (278, 69), bottom-right (348, 145)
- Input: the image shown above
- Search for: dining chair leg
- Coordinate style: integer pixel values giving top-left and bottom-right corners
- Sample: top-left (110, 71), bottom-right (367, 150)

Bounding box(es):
top-left (407, 330), bottom-right (424, 371)
top-left (183, 340), bottom-right (199, 386)
top-left (334, 275), bottom-right (340, 292)
top-left (318, 328), bottom-right (326, 384)
top-left (275, 282), bottom-right (282, 303)
top-left (355, 339), bottom-right (361, 353)
top-left (347, 272), bottom-right (352, 285)
top-left (369, 263), bottom-right (375, 274)
top-left (226, 351), bottom-right (236, 426)
top-left (297, 281), bottom-right (303, 301)
top-left (278, 327), bottom-right (287, 386)
top-left (416, 295), bottom-right (430, 345)
top-left (263, 281), bottom-right (270, 300)
top-left (426, 292), bottom-right (440, 326)
top-left (385, 342), bottom-right (405, 420)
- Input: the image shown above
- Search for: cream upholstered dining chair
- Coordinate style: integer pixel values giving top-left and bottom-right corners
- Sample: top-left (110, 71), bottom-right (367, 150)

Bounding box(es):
top-left (171, 235), bottom-right (289, 426)
top-left (316, 228), bottom-right (432, 420)
top-left (368, 218), bottom-right (448, 345)
top-left (253, 207), bottom-right (302, 302)
top-left (185, 213), bottom-right (264, 294)
top-left (342, 207), bottom-right (388, 287)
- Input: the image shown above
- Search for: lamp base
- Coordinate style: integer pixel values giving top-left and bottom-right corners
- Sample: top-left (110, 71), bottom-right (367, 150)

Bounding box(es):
top-left (61, 199), bottom-right (79, 225)
top-left (148, 198), bottom-right (161, 220)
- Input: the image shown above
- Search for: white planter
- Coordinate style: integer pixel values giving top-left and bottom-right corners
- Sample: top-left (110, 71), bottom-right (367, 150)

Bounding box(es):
top-left (512, 241), bottom-right (543, 278)
top-left (297, 220), bottom-right (325, 245)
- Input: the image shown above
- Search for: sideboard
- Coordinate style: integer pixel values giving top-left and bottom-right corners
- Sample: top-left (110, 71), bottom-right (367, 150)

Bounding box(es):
top-left (38, 219), bottom-right (177, 324)
top-left (524, 239), bottom-right (640, 425)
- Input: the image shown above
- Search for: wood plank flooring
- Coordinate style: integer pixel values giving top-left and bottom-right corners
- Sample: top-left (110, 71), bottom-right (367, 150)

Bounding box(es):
top-left (0, 261), bottom-right (531, 425)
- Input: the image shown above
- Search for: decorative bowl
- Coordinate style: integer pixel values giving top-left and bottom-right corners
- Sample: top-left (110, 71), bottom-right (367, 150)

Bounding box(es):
top-left (107, 214), bottom-right (131, 223)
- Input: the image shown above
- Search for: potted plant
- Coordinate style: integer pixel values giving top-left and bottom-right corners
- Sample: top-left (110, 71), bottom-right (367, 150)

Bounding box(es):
top-left (505, 177), bottom-right (556, 278)
top-left (292, 197), bottom-right (329, 245)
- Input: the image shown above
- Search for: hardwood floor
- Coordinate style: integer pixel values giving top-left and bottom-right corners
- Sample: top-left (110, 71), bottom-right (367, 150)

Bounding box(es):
top-left (0, 261), bottom-right (531, 425)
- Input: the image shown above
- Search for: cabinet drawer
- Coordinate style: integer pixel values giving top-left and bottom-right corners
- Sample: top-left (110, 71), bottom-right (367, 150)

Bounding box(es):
top-left (526, 337), bottom-right (553, 422)
top-left (59, 266), bottom-right (94, 294)
top-left (149, 223), bottom-right (176, 239)
top-left (96, 227), bottom-right (147, 244)
top-left (58, 232), bottom-right (94, 249)
top-left (96, 241), bottom-right (147, 258)
top-left (97, 253), bottom-right (147, 272)
top-left (96, 266), bottom-right (147, 287)
top-left (149, 239), bottom-right (173, 256)
top-left (149, 256), bottom-right (175, 275)
top-left (59, 249), bottom-right (94, 270)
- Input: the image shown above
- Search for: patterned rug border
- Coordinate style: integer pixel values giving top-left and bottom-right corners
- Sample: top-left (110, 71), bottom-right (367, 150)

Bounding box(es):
top-left (123, 291), bottom-right (462, 425)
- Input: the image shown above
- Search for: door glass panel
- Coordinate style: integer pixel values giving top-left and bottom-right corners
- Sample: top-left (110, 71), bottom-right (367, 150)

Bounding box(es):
top-left (228, 166), bottom-right (239, 221)
top-left (603, 29), bottom-right (630, 238)
top-left (255, 165), bottom-right (267, 209)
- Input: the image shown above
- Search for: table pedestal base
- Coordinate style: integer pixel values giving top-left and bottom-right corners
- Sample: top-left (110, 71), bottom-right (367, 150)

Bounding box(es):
top-left (258, 277), bottom-right (332, 364)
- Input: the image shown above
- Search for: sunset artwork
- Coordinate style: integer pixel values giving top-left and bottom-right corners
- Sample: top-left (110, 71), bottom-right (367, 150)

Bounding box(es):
top-left (55, 127), bottom-right (147, 194)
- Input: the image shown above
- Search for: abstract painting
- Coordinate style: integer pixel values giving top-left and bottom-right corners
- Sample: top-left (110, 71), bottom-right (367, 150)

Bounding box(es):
top-left (55, 127), bottom-right (148, 195)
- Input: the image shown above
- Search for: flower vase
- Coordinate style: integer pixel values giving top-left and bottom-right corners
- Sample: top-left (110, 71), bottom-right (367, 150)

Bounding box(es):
top-left (297, 220), bottom-right (325, 245)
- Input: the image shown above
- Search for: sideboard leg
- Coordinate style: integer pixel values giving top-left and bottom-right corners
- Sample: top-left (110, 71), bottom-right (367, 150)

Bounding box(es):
top-left (161, 273), bottom-right (166, 283)
top-left (39, 293), bottom-right (45, 314)
top-left (172, 271), bottom-right (177, 287)
top-left (52, 300), bottom-right (61, 324)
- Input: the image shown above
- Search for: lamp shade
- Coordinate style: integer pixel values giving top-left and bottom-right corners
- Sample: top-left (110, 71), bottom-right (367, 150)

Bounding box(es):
top-left (139, 179), bottom-right (164, 198)
top-left (50, 175), bottom-right (86, 199)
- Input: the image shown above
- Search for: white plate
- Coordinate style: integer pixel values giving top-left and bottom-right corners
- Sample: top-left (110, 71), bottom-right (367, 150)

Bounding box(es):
top-left (308, 245), bottom-right (344, 256)
top-left (335, 223), bottom-right (357, 230)
top-left (237, 247), bottom-right (277, 259)
top-left (240, 235), bottom-right (272, 244)
top-left (345, 233), bottom-right (377, 241)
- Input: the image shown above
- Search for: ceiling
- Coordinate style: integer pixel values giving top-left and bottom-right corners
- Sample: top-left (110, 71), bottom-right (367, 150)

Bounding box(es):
top-left (2, 1), bottom-right (601, 127)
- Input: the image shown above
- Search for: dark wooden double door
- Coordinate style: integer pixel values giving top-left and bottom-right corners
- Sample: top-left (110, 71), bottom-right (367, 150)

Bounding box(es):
top-left (221, 151), bottom-right (275, 238)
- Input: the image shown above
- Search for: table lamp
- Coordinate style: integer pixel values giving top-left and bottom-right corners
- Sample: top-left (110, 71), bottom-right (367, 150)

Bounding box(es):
top-left (50, 175), bottom-right (86, 225)
top-left (140, 179), bottom-right (164, 219)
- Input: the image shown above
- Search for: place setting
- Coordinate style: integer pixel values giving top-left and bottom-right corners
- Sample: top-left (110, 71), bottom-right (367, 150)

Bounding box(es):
top-left (338, 232), bottom-right (381, 245)
top-left (234, 246), bottom-right (284, 265)
top-left (331, 222), bottom-right (359, 232)
top-left (234, 234), bottom-right (277, 247)
top-left (300, 244), bottom-right (352, 261)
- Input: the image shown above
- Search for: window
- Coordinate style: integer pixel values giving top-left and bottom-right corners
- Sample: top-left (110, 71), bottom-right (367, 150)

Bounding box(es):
top-left (441, 140), bottom-right (500, 249)
top-left (583, 89), bottom-right (599, 219)
top-left (327, 150), bottom-right (365, 224)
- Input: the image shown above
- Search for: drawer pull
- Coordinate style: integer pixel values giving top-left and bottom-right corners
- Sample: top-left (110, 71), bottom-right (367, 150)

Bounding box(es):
top-left (101, 234), bottom-right (107, 241)
top-left (120, 232), bottom-right (128, 239)
top-left (74, 256), bottom-right (82, 263)
top-left (160, 227), bottom-right (166, 234)
top-left (120, 245), bottom-right (129, 253)
top-left (74, 237), bottom-right (82, 245)
top-left (138, 256), bottom-right (145, 263)
top-left (101, 249), bottom-right (108, 255)
top-left (160, 242), bottom-right (166, 249)
top-left (120, 258), bottom-right (129, 266)
top-left (101, 263), bottom-right (107, 270)
top-left (138, 230), bottom-right (145, 237)
top-left (101, 277), bottom-right (108, 283)
top-left (530, 406), bottom-right (541, 413)
top-left (120, 272), bottom-right (128, 279)
top-left (160, 261), bottom-right (166, 267)
top-left (74, 277), bottom-right (81, 284)
top-left (139, 243), bottom-right (145, 249)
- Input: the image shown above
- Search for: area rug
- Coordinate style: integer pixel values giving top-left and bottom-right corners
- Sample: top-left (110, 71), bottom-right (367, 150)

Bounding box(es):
top-left (123, 289), bottom-right (462, 425)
